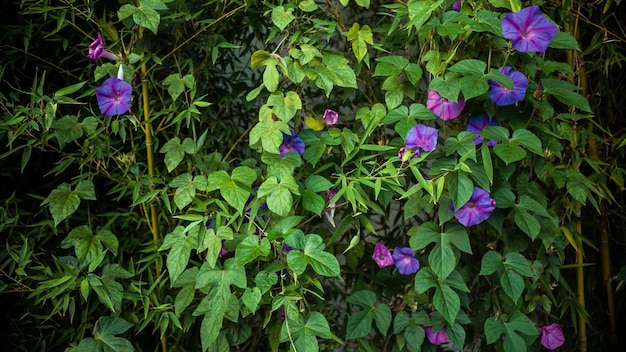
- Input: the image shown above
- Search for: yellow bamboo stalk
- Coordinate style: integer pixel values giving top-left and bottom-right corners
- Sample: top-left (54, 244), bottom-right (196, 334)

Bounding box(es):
top-left (138, 24), bottom-right (166, 352)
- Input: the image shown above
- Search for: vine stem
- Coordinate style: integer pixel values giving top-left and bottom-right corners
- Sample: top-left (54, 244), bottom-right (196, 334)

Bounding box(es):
top-left (138, 23), bottom-right (166, 352)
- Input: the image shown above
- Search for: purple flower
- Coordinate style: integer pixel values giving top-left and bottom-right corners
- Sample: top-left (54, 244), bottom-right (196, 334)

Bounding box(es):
top-left (452, 187), bottom-right (496, 227)
top-left (219, 246), bottom-right (228, 257)
top-left (279, 130), bottom-right (305, 158)
top-left (322, 109), bottom-right (338, 126)
top-left (398, 146), bottom-right (411, 162)
top-left (466, 114), bottom-right (499, 146)
top-left (424, 325), bottom-right (451, 345)
top-left (95, 77), bottom-right (132, 116)
top-left (502, 6), bottom-right (558, 53)
top-left (405, 124), bottom-right (438, 157)
top-left (541, 323), bottom-right (565, 350)
top-left (372, 243), bottom-right (394, 269)
top-left (488, 66), bottom-right (528, 106)
top-left (88, 33), bottom-right (118, 61)
top-left (392, 247), bottom-right (420, 275)
top-left (427, 89), bottom-right (465, 121)
top-left (451, 0), bottom-right (461, 11)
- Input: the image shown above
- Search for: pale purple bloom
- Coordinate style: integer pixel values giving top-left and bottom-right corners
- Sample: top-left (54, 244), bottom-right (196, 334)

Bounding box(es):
top-left (372, 243), bottom-right (394, 269)
top-left (502, 6), bottom-right (558, 53)
top-left (424, 325), bottom-right (451, 345)
top-left (405, 124), bottom-right (438, 156)
top-left (541, 323), bottom-right (565, 350)
top-left (488, 66), bottom-right (528, 106)
top-left (88, 33), bottom-right (118, 61)
top-left (451, 0), bottom-right (461, 11)
top-left (95, 77), bottom-right (132, 116)
top-left (322, 109), bottom-right (338, 126)
top-left (279, 130), bottom-right (305, 158)
top-left (467, 114), bottom-right (499, 146)
top-left (452, 187), bottom-right (496, 227)
top-left (427, 89), bottom-right (465, 121)
top-left (392, 247), bottom-right (419, 275)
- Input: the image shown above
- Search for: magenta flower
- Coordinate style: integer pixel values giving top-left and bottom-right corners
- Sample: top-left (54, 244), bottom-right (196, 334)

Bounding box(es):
top-left (279, 130), bottom-right (305, 158)
top-left (427, 89), bottom-right (465, 121)
top-left (392, 247), bottom-right (420, 275)
top-left (488, 66), bottom-right (528, 106)
top-left (452, 187), bottom-right (496, 227)
top-left (541, 323), bottom-right (565, 350)
top-left (405, 124), bottom-right (438, 157)
top-left (451, 0), bottom-right (461, 11)
top-left (466, 114), bottom-right (499, 146)
top-left (372, 243), bottom-right (394, 269)
top-left (424, 325), bottom-right (451, 345)
top-left (95, 77), bottom-right (132, 116)
top-left (219, 246), bottom-right (228, 257)
top-left (88, 33), bottom-right (118, 61)
top-left (322, 109), bottom-right (338, 126)
top-left (502, 6), bottom-right (558, 53)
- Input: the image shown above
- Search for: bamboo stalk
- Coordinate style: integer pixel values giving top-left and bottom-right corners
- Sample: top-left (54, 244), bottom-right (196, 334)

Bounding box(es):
top-left (138, 24), bottom-right (166, 352)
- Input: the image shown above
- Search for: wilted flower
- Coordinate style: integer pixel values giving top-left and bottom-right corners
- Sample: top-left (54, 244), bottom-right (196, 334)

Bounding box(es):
top-left (405, 124), bottom-right (438, 157)
top-left (451, 0), bottom-right (461, 11)
top-left (427, 89), bottom-right (466, 121)
top-left (322, 109), bottom-right (338, 126)
top-left (323, 189), bottom-right (337, 227)
top-left (392, 247), bottom-right (420, 275)
top-left (88, 33), bottom-right (119, 61)
top-left (540, 323), bottom-right (565, 350)
top-left (424, 325), bottom-right (451, 345)
top-left (452, 187), bottom-right (496, 227)
top-left (279, 130), bottom-right (305, 158)
top-left (372, 242), bottom-right (394, 269)
top-left (502, 6), bottom-right (558, 53)
top-left (488, 66), bottom-right (528, 106)
top-left (466, 114), bottom-right (499, 146)
top-left (95, 77), bottom-right (132, 116)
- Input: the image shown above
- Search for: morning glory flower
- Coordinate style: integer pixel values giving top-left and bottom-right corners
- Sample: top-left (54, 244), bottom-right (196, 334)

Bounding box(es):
top-left (466, 114), bottom-right (499, 146)
top-left (451, 0), bottom-right (461, 11)
top-left (424, 325), bottom-right (451, 345)
top-left (502, 6), bottom-right (558, 53)
top-left (488, 66), bottom-right (528, 106)
top-left (427, 89), bottom-right (466, 121)
top-left (405, 124), bottom-right (438, 157)
top-left (540, 323), bottom-right (565, 350)
top-left (279, 130), bottom-right (305, 158)
top-left (95, 77), bottom-right (132, 116)
top-left (322, 109), bottom-right (338, 126)
top-left (88, 33), bottom-right (119, 61)
top-left (452, 187), bottom-right (496, 227)
top-left (392, 247), bottom-right (420, 275)
top-left (372, 242), bottom-right (394, 269)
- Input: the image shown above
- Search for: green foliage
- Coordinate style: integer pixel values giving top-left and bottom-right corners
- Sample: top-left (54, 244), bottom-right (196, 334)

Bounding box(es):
top-left (2, 0), bottom-right (625, 351)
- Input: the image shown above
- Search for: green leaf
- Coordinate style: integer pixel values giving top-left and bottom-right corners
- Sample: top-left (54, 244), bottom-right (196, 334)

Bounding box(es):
top-left (346, 310), bottom-right (373, 339)
top-left (271, 6), bottom-right (294, 30)
top-left (60, 226), bottom-right (103, 268)
top-left (514, 208), bottom-right (540, 239)
top-left (53, 115), bottom-right (82, 147)
top-left (493, 141), bottom-right (527, 165)
top-left (449, 171), bottom-right (473, 211)
top-left (479, 250), bottom-right (503, 276)
top-left (410, 222), bottom-right (471, 279)
top-left (93, 316), bottom-right (134, 352)
top-left (267, 91), bottom-right (302, 121)
top-left (235, 236), bottom-right (271, 266)
top-left (249, 120), bottom-right (291, 154)
top-left (160, 137), bottom-right (195, 172)
top-left (510, 129), bottom-right (543, 156)
top-left (542, 78), bottom-right (591, 112)
top-left (448, 59), bottom-right (486, 75)
top-left (42, 181), bottom-right (95, 226)
top-left (374, 56), bottom-right (409, 77)
top-left (549, 31), bottom-right (581, 51)
top-left (258, 176), bottom-right (299, 217)
top-left (241, 287), bottom-right (262, 313)
top-left (159, 226), bottom-right (198, 284)
top-left (347, 23), bottom-right (373, 62)
top-left (170, 173), bottom-right (207, 209)
top-left (286, 233), bottom-right (340, 277)
top-left (206, 166), bottom-right (256, 210)
top-left (133, 4), bottom-right (161, 34)
top-left (302, 190), bottom-right (325, 215)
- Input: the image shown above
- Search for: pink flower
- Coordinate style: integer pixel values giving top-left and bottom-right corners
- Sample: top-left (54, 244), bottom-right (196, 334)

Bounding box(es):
top-left (322, 109), bottom-right (338, 126)
top-left (427, 89), bottom-right (465, 121)
top-left (540, 323), bottom-right (565, 350)
top-left (424, 325), bottom-right (451, 345)
top-left (88, 33), bottom-right (118, 61)
top-left (372, 242), bottom-right (394, 268)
